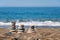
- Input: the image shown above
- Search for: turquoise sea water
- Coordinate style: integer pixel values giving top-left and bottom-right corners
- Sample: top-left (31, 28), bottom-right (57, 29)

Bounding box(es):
top-left (0, 7), bottom-right (60, 22)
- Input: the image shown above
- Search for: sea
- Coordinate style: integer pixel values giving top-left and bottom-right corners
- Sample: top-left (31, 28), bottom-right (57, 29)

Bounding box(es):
top-left (0, 7), bottom-right (60, 28)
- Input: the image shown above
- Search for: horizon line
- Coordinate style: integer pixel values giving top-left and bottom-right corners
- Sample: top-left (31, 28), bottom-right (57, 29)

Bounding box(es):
top-left (0, 6), bottom-right (60, 7)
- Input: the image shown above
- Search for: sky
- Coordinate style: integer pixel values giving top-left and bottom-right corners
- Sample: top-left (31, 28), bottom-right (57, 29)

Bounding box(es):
top-left (0, 0), bottom-right (60, 7)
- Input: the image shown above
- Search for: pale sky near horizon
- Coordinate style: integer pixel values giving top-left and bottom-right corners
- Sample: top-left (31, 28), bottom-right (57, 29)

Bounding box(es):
top-left (0, 0), bottom-right (60, 7)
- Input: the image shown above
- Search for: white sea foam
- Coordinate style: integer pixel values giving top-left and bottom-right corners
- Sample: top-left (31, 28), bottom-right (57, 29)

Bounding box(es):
top-left (0, 21), bottom-right (60, 26)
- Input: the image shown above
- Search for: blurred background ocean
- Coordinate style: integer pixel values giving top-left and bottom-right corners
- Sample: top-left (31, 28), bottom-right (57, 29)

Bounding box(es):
top-left (0, 7), bottom-right (60, 22)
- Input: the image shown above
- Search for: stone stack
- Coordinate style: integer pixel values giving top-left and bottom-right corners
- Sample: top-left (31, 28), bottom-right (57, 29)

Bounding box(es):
top-left (17, 25), bottom-right (25, 33)
top-left (27, 26), bottom-right (36, 33)
top-left (10, 21), bottom-right (16, 32)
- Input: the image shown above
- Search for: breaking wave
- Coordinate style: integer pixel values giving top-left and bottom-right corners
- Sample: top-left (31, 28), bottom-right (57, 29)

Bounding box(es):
top-left (0, 21), bottom-right (60, 26)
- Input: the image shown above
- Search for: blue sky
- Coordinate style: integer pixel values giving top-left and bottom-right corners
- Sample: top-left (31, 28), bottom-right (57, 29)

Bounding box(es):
top-left (0, 0), bottom-right (60, 7)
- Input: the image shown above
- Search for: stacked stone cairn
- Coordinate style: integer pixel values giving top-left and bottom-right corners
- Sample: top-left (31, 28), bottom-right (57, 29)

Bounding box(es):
top-left (17, 25), bottom-right (25, 33)
top-left (10, 21), bottom-right (16, 32)
top-left (27, 26), bottom-right (36, 33)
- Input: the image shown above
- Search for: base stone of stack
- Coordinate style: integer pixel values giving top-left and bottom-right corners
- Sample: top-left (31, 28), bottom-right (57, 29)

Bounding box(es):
top-left (17, 30), bottom-right (23, 33)
top-left (10, 30), bottom-right (16, 33)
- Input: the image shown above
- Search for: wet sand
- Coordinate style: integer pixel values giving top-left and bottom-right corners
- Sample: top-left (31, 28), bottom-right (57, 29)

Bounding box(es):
top-left (0, 28), bottom-right (60, 40)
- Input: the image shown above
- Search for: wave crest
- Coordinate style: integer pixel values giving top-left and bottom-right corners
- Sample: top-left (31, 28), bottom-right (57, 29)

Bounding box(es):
top-left (0, 21), bottom-right (60, 26)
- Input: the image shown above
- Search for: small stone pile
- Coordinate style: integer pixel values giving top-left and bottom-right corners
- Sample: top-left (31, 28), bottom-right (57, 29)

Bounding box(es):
top-left (27, 26), bottom-right (36, 33)
top-left (10, 21), bottom-right (16, 32)
top-left (17, 25), bottom-right (25, 33)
